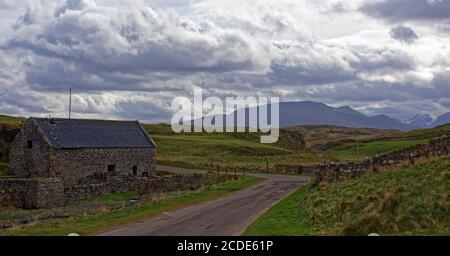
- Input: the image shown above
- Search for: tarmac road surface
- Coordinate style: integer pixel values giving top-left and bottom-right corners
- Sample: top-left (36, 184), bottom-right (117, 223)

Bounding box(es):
top-left (98, 167), bottom-right (308, 236)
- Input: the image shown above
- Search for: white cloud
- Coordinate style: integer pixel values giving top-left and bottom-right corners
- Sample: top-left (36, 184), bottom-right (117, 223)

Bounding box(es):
top-left (0, 0), bottom-right (449, 122)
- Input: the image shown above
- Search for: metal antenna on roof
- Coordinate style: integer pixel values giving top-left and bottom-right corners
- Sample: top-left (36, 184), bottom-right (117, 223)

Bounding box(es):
top-left (69, 88), bottom-right (72, 119)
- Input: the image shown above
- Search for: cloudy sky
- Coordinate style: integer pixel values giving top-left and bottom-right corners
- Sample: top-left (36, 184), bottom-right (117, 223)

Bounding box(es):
top-left (0, 0), bottom-right (449, 123)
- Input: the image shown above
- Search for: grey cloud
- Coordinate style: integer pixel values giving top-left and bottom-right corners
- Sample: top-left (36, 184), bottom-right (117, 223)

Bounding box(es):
top-left (360, 0), bottom-right (450, 22)
top-left (268, 46), bottom-right (416, 87)
top-left (0, 0), bottom-right (15, 8)
top-left (351, 48), bottom-right (416, 72)
top-left (329, 2), bottom-right (347, 13)
top-left (282, 68), bottom-right (450, 106)
top-left (9, 4), bottom-right (263, 75)
top-left (267, 42), bottom-right (358, 86)
top-left (4, 1), bottom-right (270, 97)
top-left (432, 71), bottom-right (450, 94)
top-left (325, 1), bottom-right (352, 14)
top-left (439, 99), bottom-right (450, 109)
top-left (390, 25), bottom-right (419, 44)
top-left (116, 100), bottom-right (172, 123)
top-left (0, 0), bottom-right (449, 122)
top-left (55, 0), bottom-right (96, 17)
top-left (269, 61), bottom-right (356, 86)
top-left (4, 0), bottom-right (342, 95)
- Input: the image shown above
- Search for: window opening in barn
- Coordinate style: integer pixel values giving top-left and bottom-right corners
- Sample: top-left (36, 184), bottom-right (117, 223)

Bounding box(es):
top-left (108, 165), bottom-right (116, 172)
top-left (27, 140), bottom-right (33, 149)
top-left (132, 166), bottom-right (138, 176)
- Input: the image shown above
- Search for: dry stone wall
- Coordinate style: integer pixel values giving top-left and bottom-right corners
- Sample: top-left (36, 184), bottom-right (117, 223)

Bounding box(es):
top-left (275, 135), bottom-right (450, 184)
top-left (0, 172), bottom-right (234, 208)
top-left (0, 178), bottom-right (63, 209)
top-left (64, 173), bottom-right (234, 203)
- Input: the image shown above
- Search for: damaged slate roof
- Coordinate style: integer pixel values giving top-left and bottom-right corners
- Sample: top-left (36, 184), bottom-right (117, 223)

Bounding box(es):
top-left (30, 117), bottom-right (156, 149)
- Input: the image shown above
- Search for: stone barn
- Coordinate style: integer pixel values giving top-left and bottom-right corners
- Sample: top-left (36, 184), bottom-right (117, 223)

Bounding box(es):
top-left (9, 117), bottom-right (156, 185)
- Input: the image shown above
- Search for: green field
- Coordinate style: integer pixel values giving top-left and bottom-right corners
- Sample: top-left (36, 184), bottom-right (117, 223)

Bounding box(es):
top-left (403, 124), bottom-right (450, 138)
top-left (144, 124), bottom-right (321, 170)
top-left (145, 123), bottom-right (450, 169)
top-left (245, 158), bottom-right (450, 236)
top-left (153, 134), bottom-right (321, 169)
top-left (0, 176), bottom-right (262, 236)
top-left (0, 115), bottom-right (25, 125)
top-left (0, 115), bottom-right (447, 171)
top-left (327, 138), bottom-right (429, 161)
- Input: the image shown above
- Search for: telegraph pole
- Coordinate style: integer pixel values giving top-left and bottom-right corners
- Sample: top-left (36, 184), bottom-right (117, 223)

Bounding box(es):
top-left (69, 88), bottom-right (72, 119)
top-left (357, 137), bottom-right (360, 156)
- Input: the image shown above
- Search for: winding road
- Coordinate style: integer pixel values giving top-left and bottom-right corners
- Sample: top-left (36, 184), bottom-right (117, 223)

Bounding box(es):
top-left (98, 166), bottom-right (308, 236)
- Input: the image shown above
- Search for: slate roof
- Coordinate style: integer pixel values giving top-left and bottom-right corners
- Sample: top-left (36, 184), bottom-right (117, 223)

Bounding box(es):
top-left (30, 117), bottom-right (155, 149)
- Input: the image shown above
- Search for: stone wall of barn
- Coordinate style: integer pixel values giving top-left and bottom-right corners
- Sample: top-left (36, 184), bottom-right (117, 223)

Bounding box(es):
top-left (8, 119), bottom-right (52, 178)
top-left (50, 148), bottom-right (156, 186)
top-left (8, 119), bottom-right (156, 186)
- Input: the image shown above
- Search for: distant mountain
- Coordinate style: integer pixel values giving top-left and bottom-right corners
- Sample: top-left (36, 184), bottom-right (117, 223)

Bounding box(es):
top-left (275, 102), bottom-right (410, 130)
top-left (405, 114), bottom-right (434, 129)
top-left (188, 101), bottom-right (450, 131)
top-left (192, 101), bottom-right (411, 131)
top-left (430, 113), bottom-right (450, 127)
top-left (402, 112), bottom-right (450, 129)
top-left (335, 106), bottom-right (367, 118)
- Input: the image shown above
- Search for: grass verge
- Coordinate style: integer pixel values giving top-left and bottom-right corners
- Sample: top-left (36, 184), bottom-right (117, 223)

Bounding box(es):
top-left (244, 187), bottom-right (312, 236)
top-left (245, 158), bottom-right (450, 236)
top-left (0, 176), bottom-right (262, 236)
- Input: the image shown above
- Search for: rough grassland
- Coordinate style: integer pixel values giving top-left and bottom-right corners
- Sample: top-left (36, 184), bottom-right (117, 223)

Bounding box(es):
top-left (287, 125), bottom-right (402, 147)
top-left (403, 124), bottom-right (450, 138)
top-left (0, 115), bottom-right (24, 125)
top-left (328, 138), bottom-right (429, 161)
top-left (0, 176), bottom-right (262, 236)
top-left (153, 134), bottom-right (320, 168)
top-left (144, 124), bottom-right (321, 170)
top-left (245, 158), bottom-right (450, 236)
